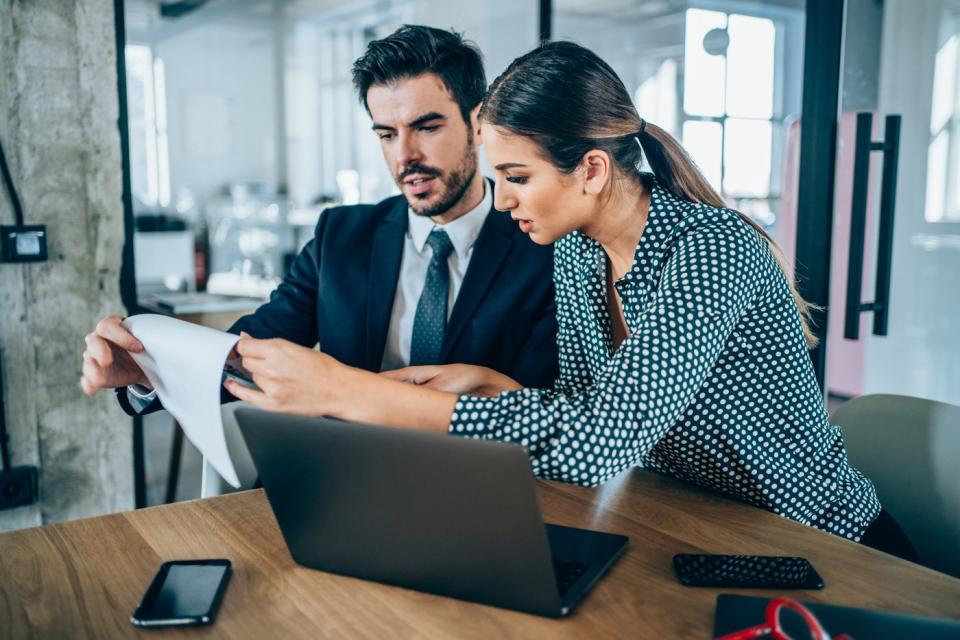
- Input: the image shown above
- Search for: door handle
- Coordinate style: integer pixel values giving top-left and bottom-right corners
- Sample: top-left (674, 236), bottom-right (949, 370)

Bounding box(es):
top-left (843, 112), bottom-right (901, 340)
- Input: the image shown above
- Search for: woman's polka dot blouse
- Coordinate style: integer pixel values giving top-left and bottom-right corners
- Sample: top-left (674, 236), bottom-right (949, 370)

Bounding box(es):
top-left (451, 179), bottom-right (881, 540)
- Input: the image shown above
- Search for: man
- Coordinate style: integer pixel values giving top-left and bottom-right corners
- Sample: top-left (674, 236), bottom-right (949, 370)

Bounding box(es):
top-left (81, 25), bottom-right (557, 411)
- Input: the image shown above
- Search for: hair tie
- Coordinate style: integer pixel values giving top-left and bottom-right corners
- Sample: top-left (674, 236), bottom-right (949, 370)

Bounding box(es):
top-left (634, 119), bottom-right (647, 152)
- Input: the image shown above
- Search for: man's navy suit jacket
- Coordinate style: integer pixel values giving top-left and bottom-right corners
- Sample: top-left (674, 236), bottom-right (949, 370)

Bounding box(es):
top-left (118, 191), bottom-right (558, 415)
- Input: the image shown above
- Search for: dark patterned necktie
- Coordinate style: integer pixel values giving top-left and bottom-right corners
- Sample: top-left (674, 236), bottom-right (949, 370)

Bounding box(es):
top-left (410, 228), bottom-right (455, 365)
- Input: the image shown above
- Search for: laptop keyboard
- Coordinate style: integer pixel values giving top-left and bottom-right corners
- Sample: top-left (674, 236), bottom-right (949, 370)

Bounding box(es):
top-left (553, 558), bottom-right (590, 596)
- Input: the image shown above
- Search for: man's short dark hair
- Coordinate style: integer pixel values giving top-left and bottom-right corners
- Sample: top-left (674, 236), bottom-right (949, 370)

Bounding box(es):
top-left (352, 25), bottom-right (486, 123)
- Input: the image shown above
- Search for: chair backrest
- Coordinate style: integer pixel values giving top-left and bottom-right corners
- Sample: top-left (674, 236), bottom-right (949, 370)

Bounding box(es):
top-left (200, 401), bottom-right (260, 498)
top-left (831, 394), bottom-right (960, 578)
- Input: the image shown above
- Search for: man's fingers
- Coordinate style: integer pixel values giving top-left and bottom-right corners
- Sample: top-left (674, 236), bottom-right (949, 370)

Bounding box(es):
top-left (235, 336), bottom-right (271, 359)
top-left (240, 357), bottom-right (267, 376)
top-left (223, 379), bottom-right (270, 408)
top-left (84, 334), bottom-right (114, 368)
top-left (420, 377), bottom-right (455, 390)
top-left (379, 368), bottom-right (413, 381)
top-left (81, 357), bottom-right (106, 390)
top-left (381, 366), bottom-right (441, 385)
top-left (96, 315), bottom-right (144, 353)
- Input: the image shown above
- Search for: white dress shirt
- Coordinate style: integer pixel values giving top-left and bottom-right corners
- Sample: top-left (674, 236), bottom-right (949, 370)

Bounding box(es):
top-left (379, 181), bottom-right (492, 371)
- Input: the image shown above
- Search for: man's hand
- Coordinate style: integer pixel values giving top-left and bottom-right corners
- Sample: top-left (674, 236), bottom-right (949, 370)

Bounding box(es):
top-left (223, 333), bottom-right (347, 416)
top-left (80, 315), bottom-right (151, 395)
top-left (380, 364), bottom-right (522, 397)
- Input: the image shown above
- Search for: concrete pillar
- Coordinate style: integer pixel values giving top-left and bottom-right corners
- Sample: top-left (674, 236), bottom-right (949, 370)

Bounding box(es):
top-left (0, 0), bottom-right (132, 531)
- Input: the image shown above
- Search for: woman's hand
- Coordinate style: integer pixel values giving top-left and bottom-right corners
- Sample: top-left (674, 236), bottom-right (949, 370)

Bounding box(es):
top-left (225, 334), bottom-right (461, 431)
top-left (223, 333), bottom-right (349, 416)
top-left (380, 364), bottom-right (522, 397)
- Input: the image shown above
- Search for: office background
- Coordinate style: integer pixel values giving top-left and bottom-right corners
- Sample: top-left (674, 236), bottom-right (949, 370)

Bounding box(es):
top-left (0, 0), bottom-right (958, 542)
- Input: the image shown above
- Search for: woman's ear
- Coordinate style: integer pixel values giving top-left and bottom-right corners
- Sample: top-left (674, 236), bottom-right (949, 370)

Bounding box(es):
top-left (581, 149), bottom-right (611, 195)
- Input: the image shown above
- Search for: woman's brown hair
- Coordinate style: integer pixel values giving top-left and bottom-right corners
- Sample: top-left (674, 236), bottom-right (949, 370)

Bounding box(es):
top-left (480, 41), bottom-right (817, 347)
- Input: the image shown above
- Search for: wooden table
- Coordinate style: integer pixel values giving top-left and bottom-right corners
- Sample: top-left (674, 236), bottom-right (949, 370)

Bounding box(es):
top-left (2, 469), bottom-right (959, 638)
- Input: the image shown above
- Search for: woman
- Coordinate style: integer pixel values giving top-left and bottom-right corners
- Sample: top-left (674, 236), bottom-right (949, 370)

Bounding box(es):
top-left (226, 42), bottom-right (914, 558)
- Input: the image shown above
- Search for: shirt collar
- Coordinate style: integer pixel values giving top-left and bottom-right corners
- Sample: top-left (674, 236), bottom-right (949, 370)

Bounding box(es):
top-left (624, 180), bottom-right (682, 280)
top-left (407, 180), bottom-right (492, 261)
top-left (577, 178), bottom-right (688, 282)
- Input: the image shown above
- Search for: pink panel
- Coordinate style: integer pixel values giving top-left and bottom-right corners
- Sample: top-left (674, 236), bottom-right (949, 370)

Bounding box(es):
top-left (776, 113), bottom-right (879, 399)
top-left (824, 111), bottom-right (881, 398)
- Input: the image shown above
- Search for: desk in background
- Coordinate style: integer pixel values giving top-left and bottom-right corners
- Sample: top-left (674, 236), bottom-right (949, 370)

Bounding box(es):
top-left (138, 291), bottom-right (266, 331)
top-left (1, 470), bottom-right (958, 638)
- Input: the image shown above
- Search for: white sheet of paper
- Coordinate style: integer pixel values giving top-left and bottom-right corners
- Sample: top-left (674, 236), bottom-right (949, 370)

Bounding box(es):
top-left (123, 314), bottom-right (241, 488)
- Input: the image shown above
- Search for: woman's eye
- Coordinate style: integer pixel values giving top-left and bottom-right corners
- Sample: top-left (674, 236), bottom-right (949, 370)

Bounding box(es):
top-left (506, 176), bottom-right (528, 184)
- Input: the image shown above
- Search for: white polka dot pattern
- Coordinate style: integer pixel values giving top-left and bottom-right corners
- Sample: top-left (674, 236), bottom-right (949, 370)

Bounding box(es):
top-left (450, 180), bottom-right (880, 540)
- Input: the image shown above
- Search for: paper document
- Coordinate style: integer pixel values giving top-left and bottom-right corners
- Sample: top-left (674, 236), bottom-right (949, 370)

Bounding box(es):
top-left (123, 314), bottom-right (242, 488)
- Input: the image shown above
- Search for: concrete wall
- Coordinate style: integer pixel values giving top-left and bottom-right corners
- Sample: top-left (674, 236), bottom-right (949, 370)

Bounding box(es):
top-left (0, 0), bottom-right (132, 532)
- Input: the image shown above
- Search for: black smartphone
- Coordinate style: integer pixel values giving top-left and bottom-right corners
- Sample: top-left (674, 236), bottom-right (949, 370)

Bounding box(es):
top-left (131, 559), bottom-right (232, 627)
top-left (223, 359), bottom-right (260, 391)
top-left (673, 554), bottom-right (824, 589)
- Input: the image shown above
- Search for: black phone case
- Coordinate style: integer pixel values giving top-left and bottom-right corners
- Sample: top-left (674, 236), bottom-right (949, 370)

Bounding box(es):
top-left (131, 559), bottom-right (232, 627)
top-left (673, 554), bottom-right (824, 589)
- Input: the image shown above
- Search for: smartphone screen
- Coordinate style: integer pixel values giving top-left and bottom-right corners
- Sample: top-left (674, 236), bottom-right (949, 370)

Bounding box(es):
top-left (131, 559), bottom-right (232, 627)
top-left (673, 554), bottom-right (824, 589)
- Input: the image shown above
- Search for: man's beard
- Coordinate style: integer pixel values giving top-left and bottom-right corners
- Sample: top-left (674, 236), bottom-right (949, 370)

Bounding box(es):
top-left (397, 140), bottom-right (478, 218)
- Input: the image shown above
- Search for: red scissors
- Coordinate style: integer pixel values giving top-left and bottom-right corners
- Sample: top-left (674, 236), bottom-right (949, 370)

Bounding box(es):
top-left (716, 597), bottom-right (854, 640)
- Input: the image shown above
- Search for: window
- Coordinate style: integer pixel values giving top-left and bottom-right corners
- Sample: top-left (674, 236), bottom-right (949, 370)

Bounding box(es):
top-left (125, 44), bottom-right (170, 209)
top-left (925, 26), bottom-right (960, 223)
top-left (635, 59), bottom-right (679, 139)
top-left (285, 9), bottom-right (400, 208)
top-left (681, 8), bottom-right (781, 226)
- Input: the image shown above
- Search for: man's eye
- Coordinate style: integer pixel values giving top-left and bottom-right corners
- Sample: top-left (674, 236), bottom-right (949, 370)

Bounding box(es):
top-left (419, 125), bottom-right (440, 132)
top-left (506, 176), bottom-right (528, 184)
top-left (378, 133), bottom-right (394, 141)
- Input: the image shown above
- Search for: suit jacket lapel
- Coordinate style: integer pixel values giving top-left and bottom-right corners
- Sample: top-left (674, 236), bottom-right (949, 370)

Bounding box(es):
top-left (441, 204), bottom-right (515, 361)
top-left (366, 197), bottom-right (407, 370)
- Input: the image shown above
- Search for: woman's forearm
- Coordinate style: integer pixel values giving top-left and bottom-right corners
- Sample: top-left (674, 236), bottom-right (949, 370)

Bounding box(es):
top-left (329, 366), bottom-right (459, 432)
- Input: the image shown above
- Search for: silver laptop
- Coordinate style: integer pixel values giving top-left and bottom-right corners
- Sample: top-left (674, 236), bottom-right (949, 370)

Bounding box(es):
top-left (235, 408), bottom-right (628, 617)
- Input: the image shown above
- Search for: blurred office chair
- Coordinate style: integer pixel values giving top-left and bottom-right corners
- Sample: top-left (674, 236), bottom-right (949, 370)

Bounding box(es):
top-left (831, 394), bottom-right (960, 578)
top-left (199, 401), bottom-right (260, 498)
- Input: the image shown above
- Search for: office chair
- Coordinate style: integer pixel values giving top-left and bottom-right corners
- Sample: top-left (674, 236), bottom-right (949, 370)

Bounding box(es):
top-left (831, 394), bottom-right (960, 578)
top-left (199, 401), bottom-right (260, 498)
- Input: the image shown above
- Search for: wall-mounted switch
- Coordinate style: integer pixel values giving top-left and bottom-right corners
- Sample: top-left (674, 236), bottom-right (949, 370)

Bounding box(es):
top-left (0, 466), bottom-right (38, 510)
top-left (1, 225), bottom-right (48, 263)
